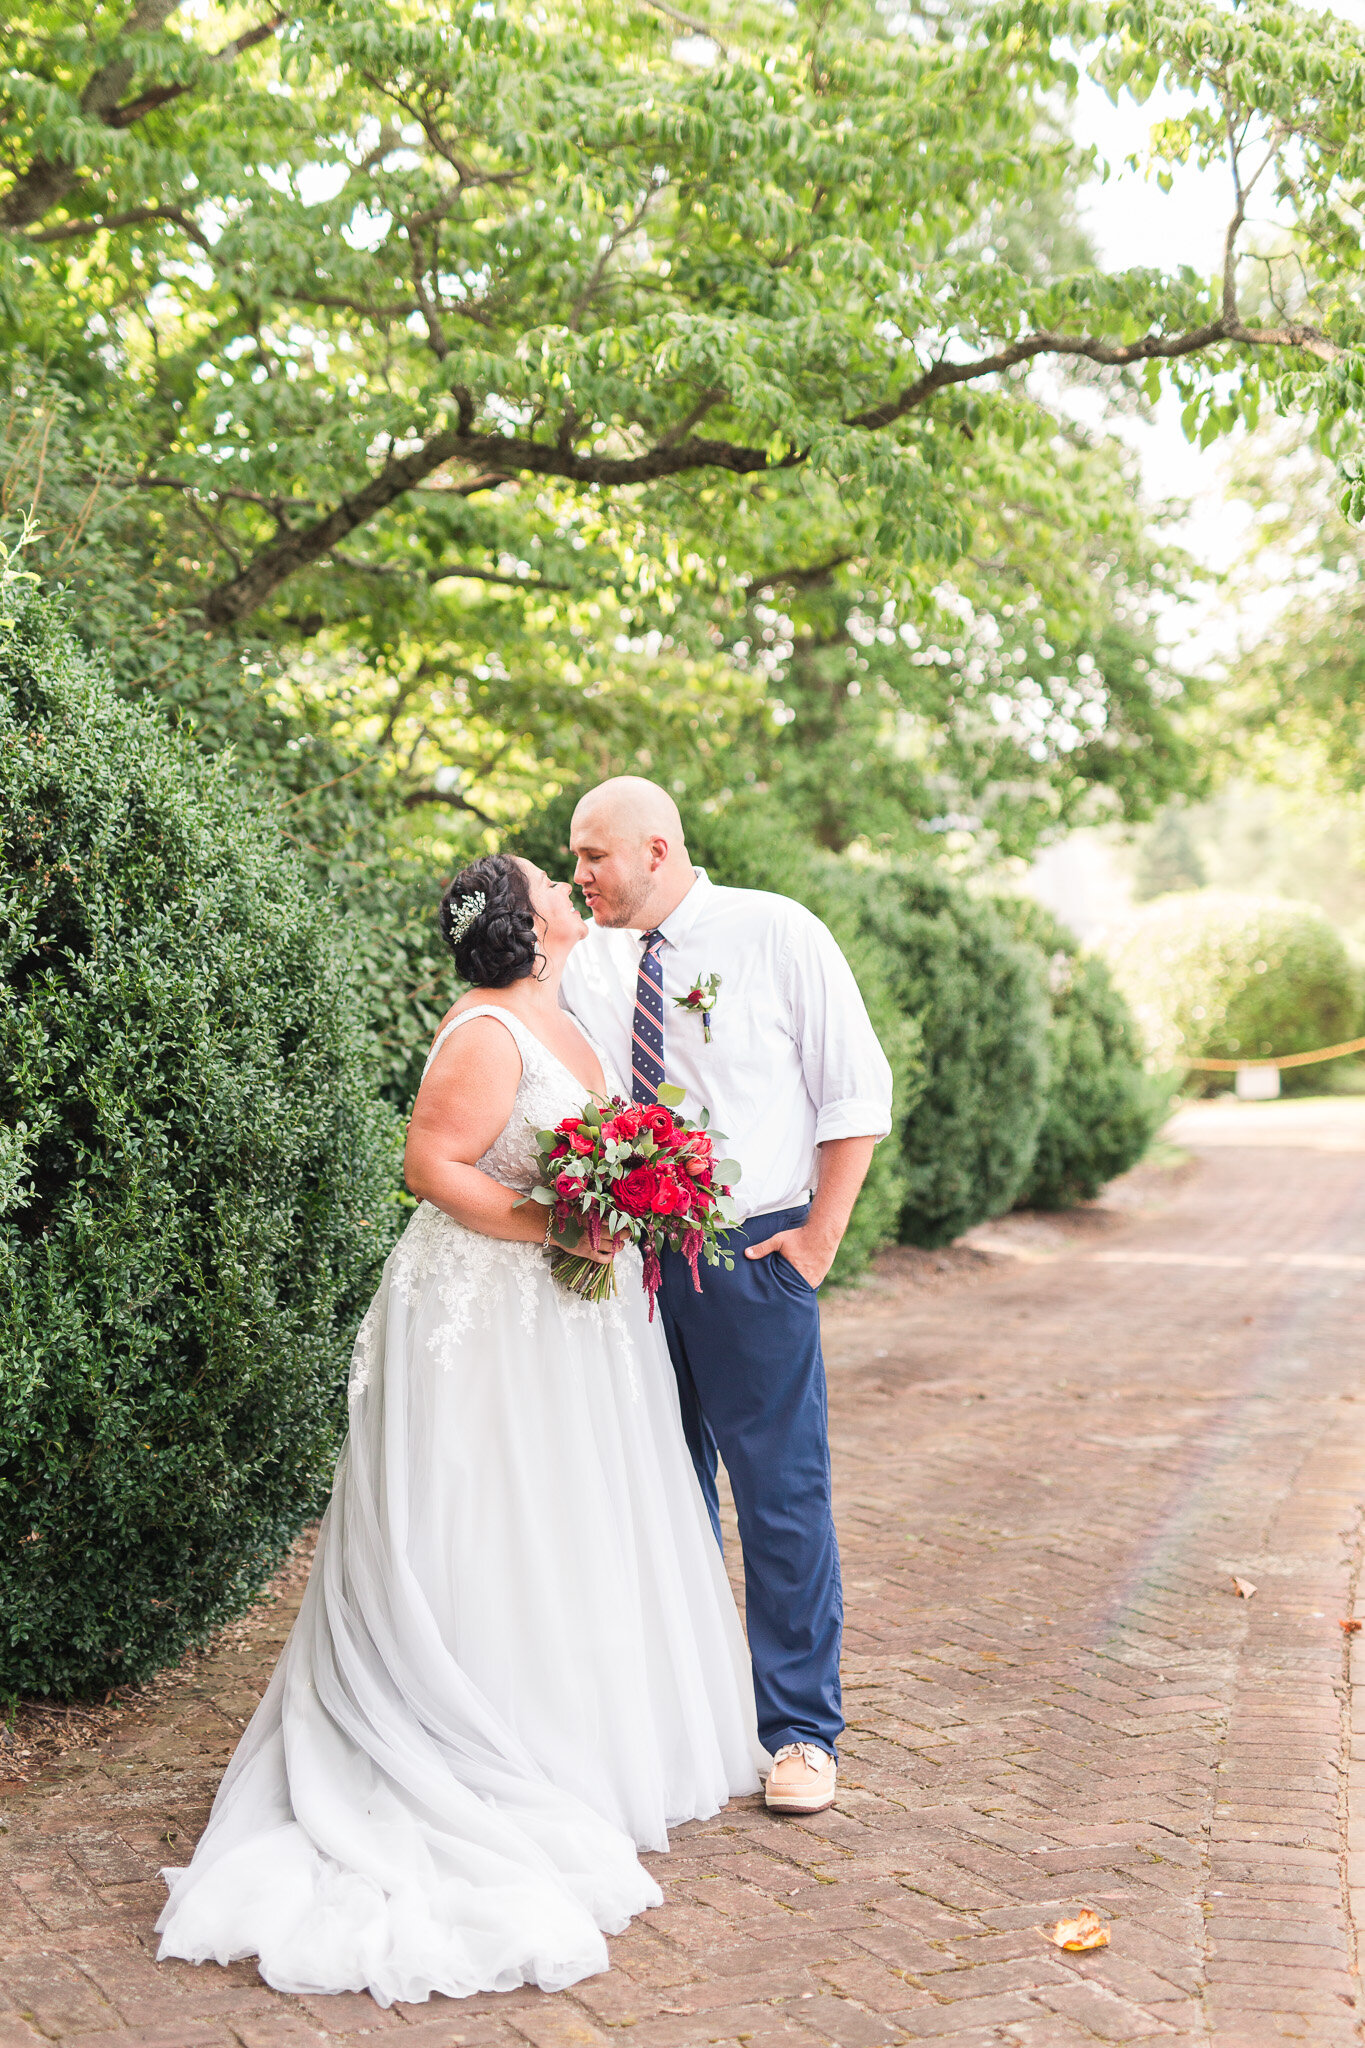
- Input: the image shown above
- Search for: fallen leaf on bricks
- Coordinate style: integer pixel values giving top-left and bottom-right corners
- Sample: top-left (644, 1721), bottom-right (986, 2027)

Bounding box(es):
top-left (1231, 1577), bottom-right (1257, 1599)
top-left (1044, 1910), bottom-right (1111, 1952)
top-left (1341, 1619), bottom-right (1362, 1633)
top-left (658, 2007), bottom-right (695, 2017)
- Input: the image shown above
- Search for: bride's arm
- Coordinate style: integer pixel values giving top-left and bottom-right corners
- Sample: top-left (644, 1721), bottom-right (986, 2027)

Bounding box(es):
top-left (404, 1017), bottom-right (608, 1257)
top-left (404, 1017), bottom-right (555, 1243)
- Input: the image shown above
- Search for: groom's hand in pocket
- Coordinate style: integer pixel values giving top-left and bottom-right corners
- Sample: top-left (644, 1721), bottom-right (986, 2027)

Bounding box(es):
top-left (744, 1224), bottom-right (836, 1289)
top-left (742, 1138), bottom-right (876, 1289)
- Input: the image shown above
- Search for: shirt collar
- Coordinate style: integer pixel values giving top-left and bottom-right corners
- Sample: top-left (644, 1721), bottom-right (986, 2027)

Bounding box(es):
top-left (652, 867), bottom-right (712, 950)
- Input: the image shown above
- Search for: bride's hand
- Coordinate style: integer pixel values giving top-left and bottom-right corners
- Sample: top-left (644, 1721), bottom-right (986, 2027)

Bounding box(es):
top-left (565, 1227), bottom-right (622, 1266)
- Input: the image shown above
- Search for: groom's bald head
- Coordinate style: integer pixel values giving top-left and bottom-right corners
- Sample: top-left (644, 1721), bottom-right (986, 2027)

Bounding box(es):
top-left (575, 775), bottom-right (683, 844)
top-left (570, 776), bottom-right (694, 929)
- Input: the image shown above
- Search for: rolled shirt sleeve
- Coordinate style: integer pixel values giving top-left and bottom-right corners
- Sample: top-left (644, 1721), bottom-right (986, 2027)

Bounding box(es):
top-left (783, 908), bottom-right (894, 1145)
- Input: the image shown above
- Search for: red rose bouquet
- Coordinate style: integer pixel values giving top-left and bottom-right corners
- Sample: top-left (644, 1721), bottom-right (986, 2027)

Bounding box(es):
top-left (523, 1083), bottom-right (740, 1317)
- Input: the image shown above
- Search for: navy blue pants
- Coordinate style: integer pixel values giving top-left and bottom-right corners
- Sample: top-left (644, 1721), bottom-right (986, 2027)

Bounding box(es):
top-left (657, 1204), bottom-right (844, 1758)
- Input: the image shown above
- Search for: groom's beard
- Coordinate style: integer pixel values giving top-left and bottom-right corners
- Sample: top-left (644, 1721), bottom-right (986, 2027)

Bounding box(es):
top-left (589, 870), bottom-right (654, 928)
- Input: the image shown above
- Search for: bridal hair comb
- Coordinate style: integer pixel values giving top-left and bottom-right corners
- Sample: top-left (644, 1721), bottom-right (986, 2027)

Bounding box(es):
top-left (445, 889), bottom-right (486, 943)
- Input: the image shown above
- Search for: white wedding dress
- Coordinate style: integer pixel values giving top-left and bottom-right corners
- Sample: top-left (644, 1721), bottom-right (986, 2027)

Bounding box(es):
top-left (156, 1006), bottom-right (765, 2005)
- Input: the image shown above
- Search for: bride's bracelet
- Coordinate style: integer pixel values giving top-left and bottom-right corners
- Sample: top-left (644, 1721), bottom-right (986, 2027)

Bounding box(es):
top-left (543, 1209), bottom-right (555, 1250)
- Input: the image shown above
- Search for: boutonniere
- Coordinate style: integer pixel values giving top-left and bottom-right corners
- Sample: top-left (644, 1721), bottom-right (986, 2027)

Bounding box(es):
top-left (673, 972), bottom-right (721, 1042)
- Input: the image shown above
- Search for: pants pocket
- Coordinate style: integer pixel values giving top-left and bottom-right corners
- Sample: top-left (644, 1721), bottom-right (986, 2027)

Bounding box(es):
top-left (772, 1249), bottom-right (817, 1296)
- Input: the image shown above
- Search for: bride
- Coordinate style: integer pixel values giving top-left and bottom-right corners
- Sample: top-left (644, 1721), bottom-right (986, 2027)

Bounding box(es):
top-left (156, 853), bottom-right (765, 2006)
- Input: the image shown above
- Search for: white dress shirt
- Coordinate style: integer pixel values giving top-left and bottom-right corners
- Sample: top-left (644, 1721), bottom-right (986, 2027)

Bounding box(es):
top-left (560, 869), bottom-right (894, 1221)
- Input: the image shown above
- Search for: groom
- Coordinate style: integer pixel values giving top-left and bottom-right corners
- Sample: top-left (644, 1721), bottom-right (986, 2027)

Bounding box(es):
top-left (560, 777), bottom-right (893, 1815)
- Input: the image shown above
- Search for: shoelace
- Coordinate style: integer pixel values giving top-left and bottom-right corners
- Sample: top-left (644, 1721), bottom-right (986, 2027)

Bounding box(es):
top-left (772, 1742), bottom-right (832, 1773)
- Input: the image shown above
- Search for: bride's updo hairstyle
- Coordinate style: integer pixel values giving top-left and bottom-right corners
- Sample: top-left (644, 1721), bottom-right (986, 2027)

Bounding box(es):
top-left (439, 854), bottom-right (540, 988)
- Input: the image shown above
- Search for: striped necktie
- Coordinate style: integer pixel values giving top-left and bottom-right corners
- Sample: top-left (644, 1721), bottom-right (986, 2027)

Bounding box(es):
top-left (631, 928), bottom-right (666, 1104)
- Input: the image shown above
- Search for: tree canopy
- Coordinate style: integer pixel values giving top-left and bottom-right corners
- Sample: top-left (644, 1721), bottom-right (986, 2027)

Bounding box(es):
top-left (4, 0), bottom-right (1364, 859)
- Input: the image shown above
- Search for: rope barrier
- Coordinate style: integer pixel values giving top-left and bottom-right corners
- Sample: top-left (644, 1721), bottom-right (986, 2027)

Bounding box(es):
top-left (1181, 1033), bottom-right (1365, 1072)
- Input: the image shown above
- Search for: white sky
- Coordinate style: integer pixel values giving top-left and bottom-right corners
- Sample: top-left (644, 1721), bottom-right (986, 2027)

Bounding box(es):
top-left (1068, 4), bottom-right (1365, 670)
top-left (1026, 18), bottom-right (1364, 930)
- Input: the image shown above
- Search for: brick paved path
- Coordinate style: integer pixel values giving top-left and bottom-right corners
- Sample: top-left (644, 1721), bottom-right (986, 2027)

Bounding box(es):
top-left (4, 1098), bottom-right (1365, 2047)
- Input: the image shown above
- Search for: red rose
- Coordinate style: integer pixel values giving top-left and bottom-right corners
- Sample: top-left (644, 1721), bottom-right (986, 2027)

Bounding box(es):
top-left (555, 1115), bottom-right (582, 1136)
top-left (640, 1105), bottom-right (675, 1141)
top-left (686, 989), bottom-right (705, 1007)
top-left (650, 1172), bottom-right (690, 1216)
top-left (615, 1165), bottom-right (659, 1216)
top-left (554, 1170), bottom-right (585, 1197)
top-left (603, 1107), bottom-right (644, 1142)
top-left (568, 1130), bottom-right (596, 1156)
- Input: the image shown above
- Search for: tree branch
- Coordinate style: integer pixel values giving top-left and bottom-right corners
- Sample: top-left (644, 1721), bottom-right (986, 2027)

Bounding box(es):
top-left (402, 783), bottom-right (500, 826)
top-left (657, 387), bottom-right (724, 447)
top-left (77, 0), bottom-right (186, 121)
top-left (3, 2), bottom-right (189, 227)
top-left (199, 316), bottom-right (1342, 625)
top-left (327, 549), bottom-right (569, 590)
top-left (104, 472), bottom-right (314, 518)
top-left (25, 204), bottom-right (211, 251)
top-left (1221, 96), bottom-right (1248, 326)
top-left (636, 0), bottom-right (729, 59)
top-left (753, 553), bottom-right (853, 591)
top-left (181, 492), bottom-right (242, 575)
top-left (848, 313), bottom-right (1340, 432)
top-left (106, 14), bottom-right (284, 126)
top-left (288, 291), bottom-right (424, 323)
top-left (0, 2), bottom-right (279, 231)
top-left (414, 471), bottom-right (515, 498)
top-left (570, 190), bottom-right (654, 332)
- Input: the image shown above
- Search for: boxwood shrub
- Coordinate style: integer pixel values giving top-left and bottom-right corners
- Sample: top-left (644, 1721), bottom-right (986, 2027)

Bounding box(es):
top-left (992, 897), bottom-right (1161, 1207)
top-left (1105, 890), bottom-right (1358, 1092)
top-left (1, 593), bottom-right (401, 1699)
top-left (868, 869), bottom-right (1050, 1246)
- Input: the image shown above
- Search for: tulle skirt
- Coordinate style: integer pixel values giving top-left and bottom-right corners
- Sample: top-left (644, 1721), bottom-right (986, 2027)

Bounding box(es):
top-left (156, 1205), bottom-right (765, 2005)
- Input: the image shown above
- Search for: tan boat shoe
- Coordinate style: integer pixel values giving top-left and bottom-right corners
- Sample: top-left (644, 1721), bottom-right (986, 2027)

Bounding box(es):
top-left (764, 1741), bottom-right (837, 1815)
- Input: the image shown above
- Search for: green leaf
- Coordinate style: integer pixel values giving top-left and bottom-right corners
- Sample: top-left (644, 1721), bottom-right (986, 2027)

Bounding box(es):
top-left (656, 1082), bottom-right (687, 1108)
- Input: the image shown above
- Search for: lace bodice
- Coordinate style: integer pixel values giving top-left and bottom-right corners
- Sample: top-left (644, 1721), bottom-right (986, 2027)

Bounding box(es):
top-left (421, 1004), bottom-right (623, 1192)
top-left (347, 1006), bottom-right (630, 1404)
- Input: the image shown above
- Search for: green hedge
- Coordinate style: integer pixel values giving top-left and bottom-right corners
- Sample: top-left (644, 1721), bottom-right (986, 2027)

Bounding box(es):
top-left (1, 593), bottom-right (401, 1699)
top-left (695, 848), bottom-right (1051, 1249)
top-left (992, 897), bottom-right (1161, 1207)
top-left (867, 870), bottom-right (1050, 1246)
top-left (1105, 890), bottom-right (1358, 1092)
